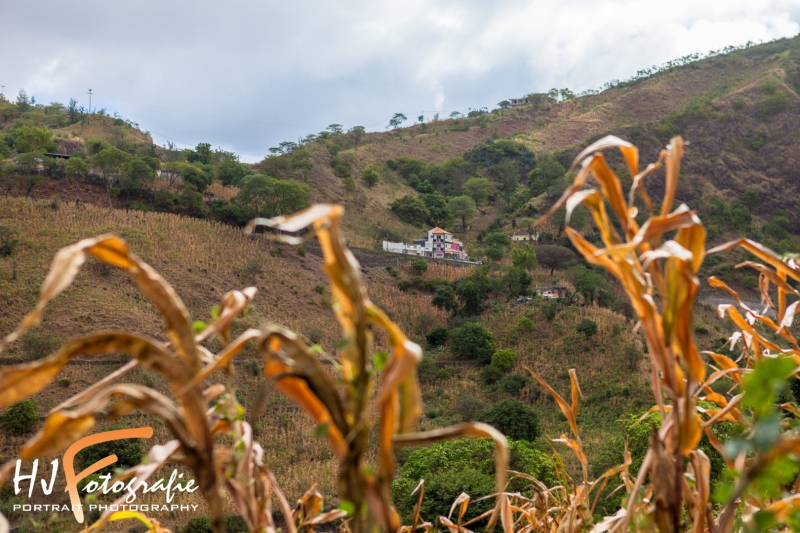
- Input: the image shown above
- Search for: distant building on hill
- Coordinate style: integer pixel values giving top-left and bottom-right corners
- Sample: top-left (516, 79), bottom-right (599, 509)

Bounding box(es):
top-left (535, 285), bottom-right (569, 299)
top-left (510, 98), bottom-right (528, 107)
top-left (383, 227), bottom-right (469, 260)
top-left (511, 231), bottom-right (537, 243)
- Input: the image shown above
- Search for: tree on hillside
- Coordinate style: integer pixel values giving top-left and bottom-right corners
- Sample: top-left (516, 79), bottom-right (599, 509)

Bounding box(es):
top-left (12, 127), bottom-right (55, 153)
top-left (182, 164), bottom-right (212, 193)
top-left (462, 177), bottom-right (493, 210)
top-left (536, 245), bottom-right (576, 275)
top-left (289, 148), bottom-right (314, 182)
top-left (236, 174), bottom-right (310, 217)
top-left (389, 113), bottom-right (407, 129)
top-left (348, 125), bottom-right (366, 146)
top-left (92, 147), bottom-right (132, 210)
top-left (218, 160), bottom-right (250, 186)
top-left (485, 232), bottom-right (511, 248)
top-left (361, 167), bottom-right (379, 188)
top-left (529, 155), bottom-right (567, 197)
top-left (15, 90), bottom-right (30, 112)
top-left (420, 191), bottom-right (450, 227)
top-left (498, 100), bottom-right (511, 109)
top-left (511, 244), bottom-right (538, 272)
top-left (64, 157), bottom-right (89, 201)
top-left (449, 195), bottom-right (476, 229)
top-left (450, 322), bottom-right (495, 364)
top-left (390, 195), bottom-right (430, 226)
top-left (187, 142), bottom-right (213, 165)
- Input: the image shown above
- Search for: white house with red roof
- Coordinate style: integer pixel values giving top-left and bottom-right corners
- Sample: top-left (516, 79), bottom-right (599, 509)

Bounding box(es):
top-left (382, 227), bottom-right (469, 260)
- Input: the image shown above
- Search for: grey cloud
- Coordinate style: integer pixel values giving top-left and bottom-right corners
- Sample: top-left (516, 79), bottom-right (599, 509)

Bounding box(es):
top-left (2, 0), bottom-right (799, 161)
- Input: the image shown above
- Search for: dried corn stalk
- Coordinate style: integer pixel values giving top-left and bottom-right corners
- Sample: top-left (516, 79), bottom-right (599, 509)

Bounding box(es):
top-left (0, 205), bottom-right (509, 533)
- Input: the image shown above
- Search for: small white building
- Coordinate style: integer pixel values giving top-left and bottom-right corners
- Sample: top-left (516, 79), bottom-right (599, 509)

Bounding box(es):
top-left (510, 98), bottom-right (528, 107)
top-left (511, 232), bottom-right (538, 242)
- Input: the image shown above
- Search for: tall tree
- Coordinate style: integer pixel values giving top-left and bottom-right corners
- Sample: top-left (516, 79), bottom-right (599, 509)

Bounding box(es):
top-left (511, 244), bottom-right (538, 273)
top-left (389, 113), bottom-right (407, 129)
top-left (448, 195), bottom-right (476, 228)
top-left (462, 177), bottom-right (493, 209)
top-left (92, 147), bottom-right (132, 210)
top-left (12, 127), bottom-right (54, 153)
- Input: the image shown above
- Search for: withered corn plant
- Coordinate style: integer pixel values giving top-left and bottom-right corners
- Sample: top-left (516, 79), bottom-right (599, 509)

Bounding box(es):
top-left (529, 135), bottom-right (800, 533)
top-left (0, 204), bottom-right (509, 533)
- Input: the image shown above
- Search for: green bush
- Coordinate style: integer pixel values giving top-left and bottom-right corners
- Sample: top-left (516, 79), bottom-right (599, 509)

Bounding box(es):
top-left (184, 516), bottom-right (213, 533)
top-left (450, 322), bottom-right (495, 364)
top-left (478, 399), bottom-right (539, 441)
top-left (576, 318), bottom-right (598, 338)
top-left (0, 224), bottom-right (19, 257)
top-left (76, 424), bottom-right (143, 473)
top-left (481, 365), bottom-right (504, 386)
top-left (411, 258), bottom-right (428, 274)
top-left (224, 515), bottom-right (249, 533)
top-left (21, 331), bottom-right (61, 361)
top-left (392, 438), bottom-right (555, 524)
top-left (517, 317), bottom-right (534, 332)
top-left (453, 394), bottom-right (485, 421)
top-left (501, 374), bottom-right (529, 396)
top-left (491, 349), bottom-right (517, 372)
top-left (1, 399), bottom-right (38, 435)
top-left (425, 326), bottom-right (449, 347)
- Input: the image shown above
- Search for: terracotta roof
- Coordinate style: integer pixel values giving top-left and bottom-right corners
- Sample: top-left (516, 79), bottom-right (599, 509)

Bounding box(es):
top-left (430, 227), bottom-right (452, 235)
top-left (444, 247), bottom-right (459, 253)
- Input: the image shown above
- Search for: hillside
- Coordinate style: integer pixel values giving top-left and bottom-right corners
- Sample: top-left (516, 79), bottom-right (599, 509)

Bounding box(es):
top-left (0, 35), bottom-right (799, 530)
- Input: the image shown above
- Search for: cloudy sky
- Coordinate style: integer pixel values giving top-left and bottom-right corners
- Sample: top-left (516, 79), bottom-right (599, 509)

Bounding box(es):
top-left (3, 1), bottom-right (799, 162)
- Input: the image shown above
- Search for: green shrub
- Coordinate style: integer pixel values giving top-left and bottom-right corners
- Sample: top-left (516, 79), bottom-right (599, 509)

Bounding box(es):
top-left (76, 424), bottom-right (143, 473)
top-left (481, 365), bottom-right (504, 386)
top-left (184, 516), bottom-right (213, 533)
top-left (450, 322), bottom-right (495, 364)
top-left (1, 399), bottom-right (38, 435)
top-left (425, 326), bottom-right (449, 347)
top-left (453, 394), bottom-right (485, 421)
top-left (516, 317), bottom-right (534, 332)
top-left (224, 515), bottom-right (248, 533)
top-left (411, 259), bottom-right (428, 274)
top-left (392, 438), bottom-right (555, 523)
top-left (491, 349), bottom-right (517, 372)
top-left (501, 374), bottom-right (529, 396)
top-left (576, 318), bottom-right (598, 338)
top-left (478, 399), bottom-right (539, 441)
top-left (0, 224), bottom-right (19, 257)
top-left (58, 378), bottom-right (71, 388)
top-left (21, 332), bottom-right (61, 361)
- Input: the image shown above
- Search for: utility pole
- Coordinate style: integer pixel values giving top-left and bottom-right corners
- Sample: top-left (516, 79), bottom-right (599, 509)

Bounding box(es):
top-left (87, 88), bottom-right (93, 114)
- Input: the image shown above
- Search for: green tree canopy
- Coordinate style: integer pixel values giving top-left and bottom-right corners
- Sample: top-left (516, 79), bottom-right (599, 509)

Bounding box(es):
top-left (12, 127), bottom-right (55, 153)
top-left (511, 244), bottom-right (538, 272)
top-left (361, 167), bottom-right (379, 188)
top-left (536, 245), bottom-right (576, 274)
top-left (462, 177), bottom-right (493, 207)
top-left (236, 174), bottom-right (310, 217)
top-left (218, 160), bottom-right (251, 186)
top-left (448, 195), bottom-right (476, 228)
top-left (390, 195), bottom-right (430, 226)
top-left (64, 157), bottom-right (89, 181)
top-left (450, 322), bottom-right (495, 364)
top-left (478, 399), bottom-right (539, 441)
